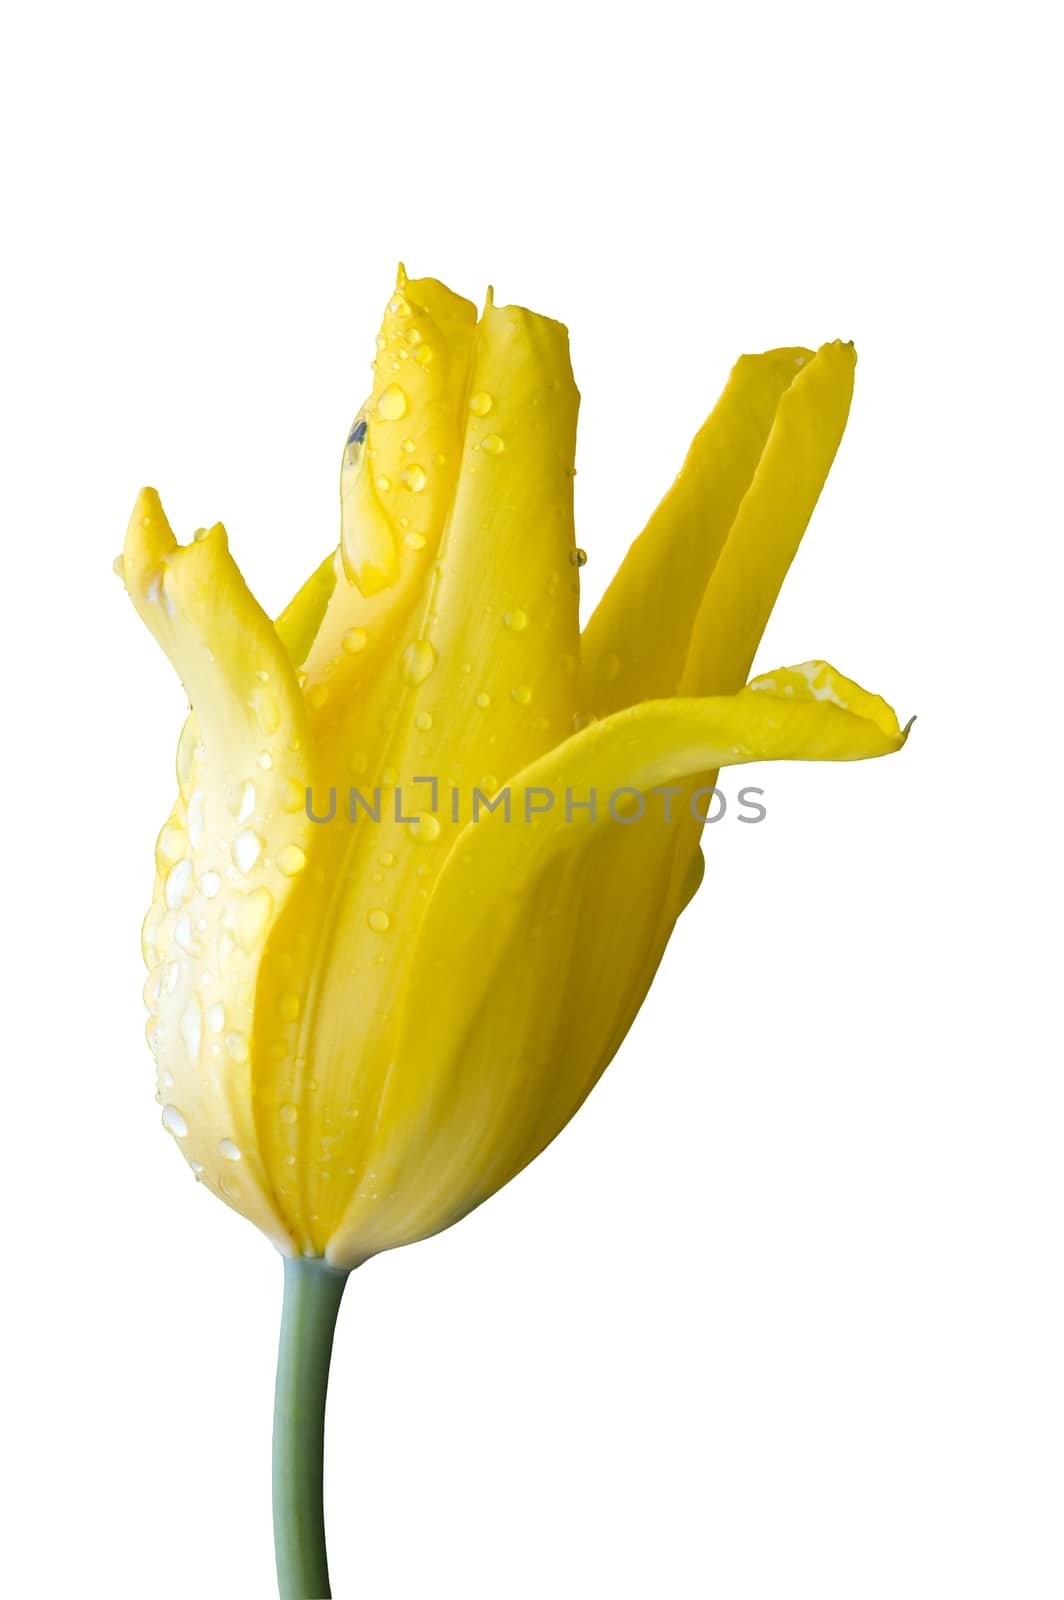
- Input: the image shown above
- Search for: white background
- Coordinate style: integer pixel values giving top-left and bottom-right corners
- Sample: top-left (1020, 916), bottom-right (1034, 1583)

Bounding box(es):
top-left (2, 2), bottom-right (1061, 1596)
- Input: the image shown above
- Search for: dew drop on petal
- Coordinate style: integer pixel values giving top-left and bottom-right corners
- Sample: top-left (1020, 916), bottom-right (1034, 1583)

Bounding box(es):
top-left (219, 1137), bottom-right (242, 1161)
top-left (232, 828), bottom-right (264, 874)
top-left (156, 822), bottom-right (187, 869)
top-left (408, 812), bottom-right (441, 844)
top-left (469, 391), bottom-right (493, 416)
top-left (400, 639), bottom-right (437, 687)
top-left (205, 1002), bottom-right (225, 1034)
top-left (342, 627), bottom-right (369, 655)
top-left (279, 1103), bottom-right (298, 1125)
top-left (480, 434), bottom-right (505, 455)
top-left (367, 908), bottom-right (391, 933)
top-left (475, 692), bottom-right (491, 709)
top-left (230, 781), bottom-right (257, 823)
top-left (571, 547), bottom-right (588, 567)
top-left (414, 710), bottom-right (433, 731)
top-left (511, 685), bottom-right (532, 706)
top-left (186, 788), bottom-right (207, 849)
top-left (162, 1104), bottom-right (188, 1138)
top-left (225, 1031), bottom-right (250, 1063)
top-left (377, 384), bottom-right (408, 420)
top-left (503, 609), bottom-right (529, 633)
top-left (200, 870), bottom-right (221, 899)
top-left (251, 687), bottom-right (281, 736)
top-left (282, 778), bottom-right (306, 813)
top-left (401, 464), bottom-right (427, 492)
top-left (275, 843), bottom-right (307, 877)
top-left (164, 860), bottom-right (193, 910)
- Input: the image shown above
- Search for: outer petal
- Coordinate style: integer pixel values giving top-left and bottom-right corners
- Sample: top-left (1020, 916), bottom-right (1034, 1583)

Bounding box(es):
top-left (681, 342), bottom-right (857, 696)
top-left (324, 661), bottom-right (908, 1265)
top-left (251, 294), bottom-right (583, 1255)
top-left (580, 342), bottom-right (855, 714)
top-left (295, 272), bottom-right (478, 697)
top-left (122, 489), bottom-right (314, 1250)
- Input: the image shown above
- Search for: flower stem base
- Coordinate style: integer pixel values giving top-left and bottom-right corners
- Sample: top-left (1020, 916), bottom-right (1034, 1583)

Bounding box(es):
top-left (273, 1255), bottom-right (349, 1599)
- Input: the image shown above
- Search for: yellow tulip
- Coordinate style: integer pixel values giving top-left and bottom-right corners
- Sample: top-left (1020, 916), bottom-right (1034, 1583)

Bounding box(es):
top-left (120, 268), bottom-right (908, 1598)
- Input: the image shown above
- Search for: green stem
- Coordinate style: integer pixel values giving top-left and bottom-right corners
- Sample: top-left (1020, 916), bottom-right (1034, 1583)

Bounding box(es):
top-left (273, 1255), bottom-right (349, 1600)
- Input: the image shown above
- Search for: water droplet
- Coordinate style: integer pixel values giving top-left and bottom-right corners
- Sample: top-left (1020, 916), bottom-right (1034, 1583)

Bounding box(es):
top-left (275, 843), bottom-right (307, 876)
top-left (414, 710), bottom-right (433, 731)
top-left (342, 627), bottom-right (368, 656)
top-left (200, 870), bottom-right (221, 899)
top-left (376, 474), bottom-right (392, 492)
top-left (186, 788), bottom-right (207, 849)
top-left (155, 821), bottom-right (186, 868)
top-left (219, 1138), bottom-right (242, 1161)
top-left (377, 384), bottom-right (408, 420)
top-left (388, 294), bottom-right (411, 318)
top-left (400, 639), bottom-right (437, 686)
top-left (367, 908), bottom-right (391, 933)
top-left (251, 686), bottom-right (281, 736)
top-left (279, 992), bottom-right (302, 1022)
top-left (230, 781), bottom-right (256, 823)
top-left (258, 750), bottom-right (273, 770)
top-left (380, 850), bottom-right (396, 866)
top-left (404, 533), bottom-right (426, 550)
top-left (408, 812), bottom-right (441, 843)
top-left (205, 1002), bottom-right (226, 1034)
top-left (180, 995), bottom-right (202, 1061)
top-left (571, 547), bottom-right (588, 567)
top-left (279, 1103), bottom-right (298, 1125)
top-left (173, 915), bottom-right (199, 955)
top-left (481, 434), bottom-right (504, 456)
top-left (233, 828), bottom-right (264, 874)
top-left (401, 464), bottom-right (427, 493)
top-left (163, 961), bottom-right (180, 994)
top-left (469, 391), bottom-right (493, 416)
top-left (504, 609), bottom-right (529, 632)
top-left (414, 344), bottom-right (433, 367)
top-left (165, 859), bottom-right (193, 910)
top-left (475, 691), bottom-right (491, 708)
top-left (162, 1104), bottom-right (188, 1138)
top-left (307, 682), bottom-right (329, 709)
top-left (282, 778), bottom-right (306, 813)
top-left (225, 1031), bottom-right (249, 1062)
top-left (511, 684), bottom-right (532, 705)
top-left (223, 886), bottom-right (274, 952)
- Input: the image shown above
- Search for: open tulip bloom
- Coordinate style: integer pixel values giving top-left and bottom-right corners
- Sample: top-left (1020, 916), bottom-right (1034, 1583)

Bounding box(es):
top-left (120, 268), bottom-right (909, 1598)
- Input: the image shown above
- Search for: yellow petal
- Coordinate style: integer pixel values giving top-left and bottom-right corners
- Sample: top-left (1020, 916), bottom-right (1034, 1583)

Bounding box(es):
top-left (120, 488), bottom-right (314, 1250)
top-left (250, 295), bottom-right (584, 1256)
top-left (581, 345), bottom-right (813, 713)
top-left (324, 660), bottom-right (908, 1264)
top-left (580, 342), bottom-right (856, 714)
top-left (681, 341), bottom-right (856, 695)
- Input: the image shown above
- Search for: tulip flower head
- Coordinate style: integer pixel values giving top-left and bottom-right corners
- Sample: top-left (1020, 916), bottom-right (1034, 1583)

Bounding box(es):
top-left (123, 270), bottom-right (907, 1272)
